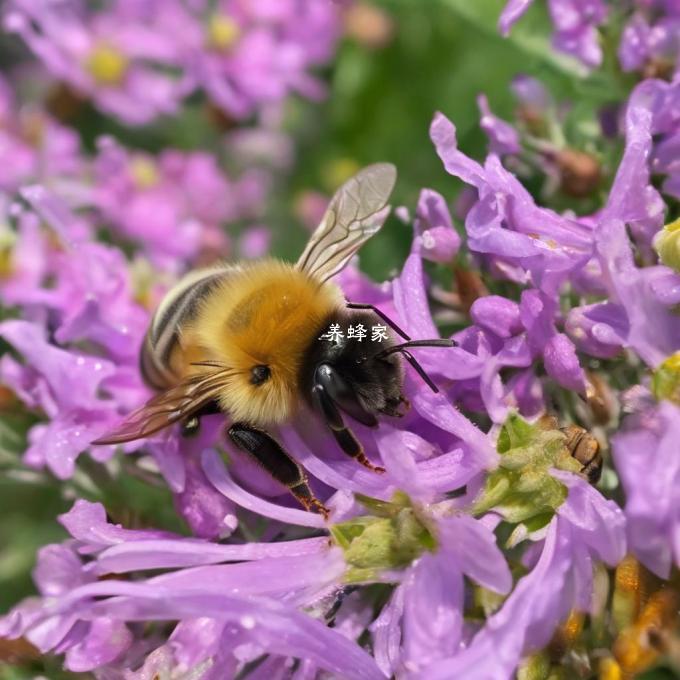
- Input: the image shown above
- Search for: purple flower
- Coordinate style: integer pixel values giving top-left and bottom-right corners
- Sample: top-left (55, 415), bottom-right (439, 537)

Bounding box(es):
top-left (187, 0), bottom-right (340, 118)
top-left (645, 77), bottom-right (680, 201)
top-left (619, 11), bottom-right (680, 78)
top-left (0, 198), bottom-right (51, 308)
top-left (602, 81), bottom-right (666, 249)
top-left (565, 302), bottom-right (629, 359)
top-left (371, 512), bottom-right (511, 676)
top-left (420, 473), bottom-right (625, 679)
top-left (0, 320), bottom-right (122, 477)
top-left (0, 76), bottom-right (83, 192)
top-left (594, 83), bottom-right (680, 367)
top-left (499, 0), bottom-right (608, 68)
top-left (0, 502), bottom-right (380, 677)
top-left (4, 0), bottom-right (195, 125)
top-left (443, 287), bottom-right (587, 423)
top-left (93, 138), bottom-right (268, 270)
top-left (477, 94), bottom-right (521, 157)
top-left (430, 111), bottom-right (593, 296)
top-left (412, 188), bottom-right (461, 263)
top-left (0, 188), bottom-right (156, 477)
top-left (612, 400), bottom-right (680, 578)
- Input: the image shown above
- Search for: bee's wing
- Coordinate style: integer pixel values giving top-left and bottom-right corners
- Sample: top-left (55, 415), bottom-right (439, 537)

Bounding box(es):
top-left (296, 163), bottom-right (397, 282)
top-left (92, 372), bottom-right (226, 445)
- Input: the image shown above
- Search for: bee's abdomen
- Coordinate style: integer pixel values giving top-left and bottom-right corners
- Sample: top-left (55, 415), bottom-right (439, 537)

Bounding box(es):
top-left (141, 266), bottom-right (233, 390)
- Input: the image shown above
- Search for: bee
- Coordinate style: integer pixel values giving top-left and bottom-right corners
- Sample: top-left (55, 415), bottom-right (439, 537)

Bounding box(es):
top-left (560, 424), bottom-right (603, 484)
top-left (539, 415), bottom-right (603, 484)
top-left (93, 164), bottom-right (454, 517)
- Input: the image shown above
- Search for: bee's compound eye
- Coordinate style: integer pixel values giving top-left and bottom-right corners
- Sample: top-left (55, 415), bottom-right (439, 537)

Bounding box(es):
top-left (250, 364), bottom-right (271, 386)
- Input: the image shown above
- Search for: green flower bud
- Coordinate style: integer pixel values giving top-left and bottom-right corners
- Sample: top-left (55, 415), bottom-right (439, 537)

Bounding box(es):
top-left (472, 413), bottom-right (581, 537)
top-left (651, 352), bottom-right (680, 406)
top-left (330, 492), bottom-right (436, 583)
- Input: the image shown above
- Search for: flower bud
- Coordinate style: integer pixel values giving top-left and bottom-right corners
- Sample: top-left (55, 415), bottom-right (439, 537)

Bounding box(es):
top-left (651, 351), bottom-right (680, 405)
top-left (653, 218), bottom-right (680, 272)
top-left (557, 149), bottom-right (601, 198)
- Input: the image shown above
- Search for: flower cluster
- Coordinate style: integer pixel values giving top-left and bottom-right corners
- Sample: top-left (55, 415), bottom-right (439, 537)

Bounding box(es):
top-left (500, 0), bottom-right (680, 75)
top-left (1, 2), bottom-right (680, 679)
top-left (3, 0), bottom-right (341, 125)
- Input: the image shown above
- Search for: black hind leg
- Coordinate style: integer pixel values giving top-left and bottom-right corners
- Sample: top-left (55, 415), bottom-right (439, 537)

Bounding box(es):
top-left (311, 374), bottom-right (385, 474)
top-left (227, 423), bottom-right (329, 519)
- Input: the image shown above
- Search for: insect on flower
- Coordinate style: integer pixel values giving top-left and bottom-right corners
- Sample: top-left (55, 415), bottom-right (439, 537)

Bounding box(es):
top-left (93, 164), bottom-right (455, 516)
top-left (539, 415), bottom-right (603, 484)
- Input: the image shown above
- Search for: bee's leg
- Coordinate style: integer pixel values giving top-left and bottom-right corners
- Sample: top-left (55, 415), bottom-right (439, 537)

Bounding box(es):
top-left (325, 585), bottom-right (360, 627)
top-left (181, 400), bottom-right (222, 437)
top-left (314, 363), bottom-right (378, 427)
top-left (346, 302), bottom-right (411, 341)
top-left (312, 381), bottom-right (385, 474)
top-left (227, 423), bottom-right (330, 519)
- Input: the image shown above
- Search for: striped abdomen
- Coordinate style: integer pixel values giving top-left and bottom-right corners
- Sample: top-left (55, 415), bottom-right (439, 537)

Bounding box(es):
top-left (140, 266), bottom-right (235, 390)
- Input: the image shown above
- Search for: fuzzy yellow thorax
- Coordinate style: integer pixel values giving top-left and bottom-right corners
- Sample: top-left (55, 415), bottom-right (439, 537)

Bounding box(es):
top-left (188, 260), bottom-right (344, 426)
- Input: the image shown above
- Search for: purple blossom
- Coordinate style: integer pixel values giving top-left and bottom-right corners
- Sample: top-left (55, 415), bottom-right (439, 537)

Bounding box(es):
top-left (565, 302), bottom-right (629, 359)
top-left (93, 138), bottom-right (268, 270)
top-left (0, 502), bottom-right (377, 677)
top-left (420, 473), bottom-right (625, 679)
top-left (372, 513), bottom-right (511, 676)
top-left (430, 111), bottom-right (593, 296)
top-left (3, 3), bottom-right (680, 673)
top-left (441, 287), bottom-right (587, 423)
top-left (645, 77), bottom-right (680, 201)
top-left (412, 188), bottom-right (461, 263)
top-left (477, 94), bottom-right (521, 156)
top-left (4, 0), bottom-right (195, 125)
top-left (619, 10), bottom-right (680, 77)
top-left (0, 320), bottom-right (121, 477)
top-left (499, 0), bottom-right (608, 68)
top-left (186, 0), bottom-right (340, 118)
top-left (594, 82), bottom-right (680, 367)
top-left (0, 74), bottom-right (83, 191)
top-left (612, 400), bottom-right (680, 578)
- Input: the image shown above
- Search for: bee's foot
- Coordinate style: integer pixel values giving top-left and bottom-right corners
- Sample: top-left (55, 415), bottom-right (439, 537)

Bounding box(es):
top-left (309, 499), bottom-right (331, 521)
top-left (396, 397), bottom-right (411, 417)
top-left (357, 453), bottom-right (385, 474)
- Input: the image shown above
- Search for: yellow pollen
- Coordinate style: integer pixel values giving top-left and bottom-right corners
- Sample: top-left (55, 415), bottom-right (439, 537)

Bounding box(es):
top-left (0, 228), bottom-right (16, 279)
top-left (207, 14), bottom-right (240, 51)
top-left (86, 44), bottom-right (129, 85)
top-left (0, 247), bottom-right (13, 279)
top-left (130, 157), bottom-right (159, 189)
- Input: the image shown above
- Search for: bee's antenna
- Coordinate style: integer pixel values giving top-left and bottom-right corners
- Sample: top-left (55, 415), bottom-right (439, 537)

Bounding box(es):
top-left (375, 338), bottom-right (455, 358)
top-left (376, 338), bottom-right (455, 394)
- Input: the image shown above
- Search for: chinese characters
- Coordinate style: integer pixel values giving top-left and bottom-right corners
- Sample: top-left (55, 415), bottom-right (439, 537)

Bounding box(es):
top-left (319, 323), bottom-right (389, 342)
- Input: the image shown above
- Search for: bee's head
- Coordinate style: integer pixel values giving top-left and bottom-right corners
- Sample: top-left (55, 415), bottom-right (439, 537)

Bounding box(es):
top-left (306, 311), bottom-right (454, 422)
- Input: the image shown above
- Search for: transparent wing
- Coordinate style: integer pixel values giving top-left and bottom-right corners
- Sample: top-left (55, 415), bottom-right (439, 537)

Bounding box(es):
top-left (92, 371), bottom-right (228, 445)
top-left (296, 163), bottom-right (397, 282)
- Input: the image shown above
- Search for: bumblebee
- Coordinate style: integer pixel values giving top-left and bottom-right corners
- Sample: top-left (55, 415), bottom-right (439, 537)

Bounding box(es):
top-left (560, 424), bottom-right (603, 484)
top-left (94, 164), bottom-right (453, 516)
